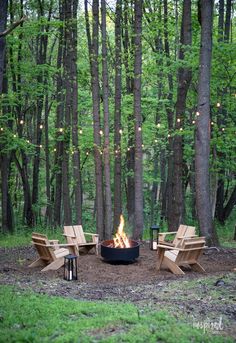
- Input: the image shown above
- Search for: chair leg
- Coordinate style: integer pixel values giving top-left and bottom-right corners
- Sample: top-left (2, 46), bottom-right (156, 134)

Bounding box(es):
top-left (163, 257), bottom-right (185, 275)
top-left (41, 258), bottom-right (64, 272)
top-left (190, 262), bottom-right (206, 273)
top-left (29, 258), bottom-right (46, 268)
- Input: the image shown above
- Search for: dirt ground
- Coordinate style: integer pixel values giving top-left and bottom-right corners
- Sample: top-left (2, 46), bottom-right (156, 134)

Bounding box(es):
top-left (0, 242), bottom-right (236, 339)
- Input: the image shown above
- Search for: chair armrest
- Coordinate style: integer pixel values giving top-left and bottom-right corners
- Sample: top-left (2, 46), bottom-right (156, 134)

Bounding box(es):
top-left (159, 231), bottom-right (178, 236)
top-left (84, 232), bottom-right (99, 237)
top-left (177, 235), bottom-right (198, 239)
top-left (49, 239), bottom-right (59, 244)
top-left (157, 244), bottom-right (176, 250)
top-left (63, 234), bottom-right (76, 238)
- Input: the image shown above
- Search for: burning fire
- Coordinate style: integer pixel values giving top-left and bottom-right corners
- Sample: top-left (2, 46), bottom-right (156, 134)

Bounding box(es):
top-left (113, 215), bottom-right (131, 248)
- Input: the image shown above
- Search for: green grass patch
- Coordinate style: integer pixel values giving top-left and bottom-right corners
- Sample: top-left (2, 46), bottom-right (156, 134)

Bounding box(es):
top-left (0, 285), bottom-right (232, 343)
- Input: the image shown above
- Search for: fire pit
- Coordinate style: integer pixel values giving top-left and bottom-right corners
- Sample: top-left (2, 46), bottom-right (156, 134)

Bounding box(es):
top-left (101, 215), bottom-right (140, 263)
top-left (101, 239), bottom-right (140, 262)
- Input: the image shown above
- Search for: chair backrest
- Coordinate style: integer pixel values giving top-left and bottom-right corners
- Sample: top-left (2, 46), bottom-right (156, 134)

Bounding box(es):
top-left (64, 226), bottom-right (77, 245)
top-left (32, 233), bottom-right (55, 262)
top-left (73, 225), bottom-right (86, 244)
top-left (176, 237), bottom-right (206, 264)
top-left (173, 225), bottom-right (196, 247)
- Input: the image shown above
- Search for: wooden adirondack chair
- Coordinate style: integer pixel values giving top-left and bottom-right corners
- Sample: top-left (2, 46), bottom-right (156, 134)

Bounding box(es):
top-left (29, 233), bottom-right (77, 272)
top-left (64, 225), bottom-right (99, 255)
top-left (158, 224), bottom-right (197, 247)
top-left (156, 236), bottom-right (206, 275)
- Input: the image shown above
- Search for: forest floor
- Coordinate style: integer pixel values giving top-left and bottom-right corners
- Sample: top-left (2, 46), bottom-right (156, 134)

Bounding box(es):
top-left (0, 242), bottom-right (236, 340)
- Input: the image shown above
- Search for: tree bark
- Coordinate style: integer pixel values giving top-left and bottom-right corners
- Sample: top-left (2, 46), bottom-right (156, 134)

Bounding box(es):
top-left (113, 0), bottom-right (122, 231)
top-left (53, 0), bottom-right (64, 226)
top-left (85, 0), bottom-right (104, 238)
top-left (224, 0), bottom-right (231, 42)
top-left (195, 0), bottom-right (218, 246)
top-left (133, 0), bottom-right (143, 240)
top-left (168, 0), bottom-right (192, 231)
top-left (101, 0), bottom-right (112, 238)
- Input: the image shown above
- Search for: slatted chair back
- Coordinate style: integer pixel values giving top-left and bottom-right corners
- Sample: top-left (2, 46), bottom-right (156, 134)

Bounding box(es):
top-left (31, 233), bottom-right (55, 263)
top-left (173, 225), bottom-right (196, 247)
top-left (175, 237), bottom-right (206, 264)
top-left (73, 225), bottom-right (86, 244)
top-left (64, 226), bottom-right (77, 245)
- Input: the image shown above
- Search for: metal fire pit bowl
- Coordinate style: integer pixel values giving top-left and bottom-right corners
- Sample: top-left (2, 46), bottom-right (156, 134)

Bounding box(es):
top-left (101, 239), bottom-right (140, 263)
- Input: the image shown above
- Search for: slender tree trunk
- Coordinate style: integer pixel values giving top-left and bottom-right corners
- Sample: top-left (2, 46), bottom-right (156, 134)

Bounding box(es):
top-left (133, 0), bottom-right (143, 240)
top-left (195, 0), bottom-right (218, 246)
top-left (85, 0), bottom-right (104, 238)
top-left (113, 0), bottom-right (122, 231)
top-left (101, 0), bottom-right (112, 238)
top-left (62, 0), bottom-right (73, 225)
top-left (123, 0), bottom-right (135, 226)
top-left (70, 0), bottom-right (82, 224)
top-left (218, 0), bottom-right (224, 41)
top-left (168, 0), bottom-right (192, 231)
top-left (53, 0), bottom-right (64, 226)
top-left (224, 0), bottom-right (231, 42)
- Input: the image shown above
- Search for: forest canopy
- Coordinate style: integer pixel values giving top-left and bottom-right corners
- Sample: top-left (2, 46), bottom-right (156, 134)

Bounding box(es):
top-left (0, 0), bottom-right (235, 246)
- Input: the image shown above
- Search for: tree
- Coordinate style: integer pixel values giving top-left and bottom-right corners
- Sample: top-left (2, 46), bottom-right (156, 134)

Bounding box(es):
top-left (168, 0), bottom-right (192, 231)
top-left (113, 0), bottom-right (122, 231)
top-left (133, 0), bottom-right (143, 240)
top-left (195, 0), bottom-right (218, 246)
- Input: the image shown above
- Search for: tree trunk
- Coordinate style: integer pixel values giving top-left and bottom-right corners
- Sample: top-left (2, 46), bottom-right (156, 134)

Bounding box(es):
top-left (101, 0), bottom-right (112, 239)
top-left (133, 0), bottom-right (143, 240)
top-left (218, 0), bottom-right (224, 41)
top-left (70, 0), bottom-right (82, 225)
top-left (85, 0), bottom-right (104, 238)
top-left (113, 0), bottom-right (122, 231)
top-left (53, 0), bottom-right (64, 226)
top-left (195, 0), bottom-right (218, 246)
top-left (123, 0), bottom-right (135, 226)
top-left (168, 0), bottom-right (192, 231)
top-left (224, 0), bottom-right (231, 42)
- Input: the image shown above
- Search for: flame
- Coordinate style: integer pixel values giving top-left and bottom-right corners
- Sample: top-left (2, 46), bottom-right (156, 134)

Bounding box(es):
top-left (113, 215), bottom-right (131, 248)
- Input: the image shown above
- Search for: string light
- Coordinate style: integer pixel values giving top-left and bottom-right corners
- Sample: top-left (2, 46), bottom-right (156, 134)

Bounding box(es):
top-left (211, 121), bottom-right (214, 125)
top-left (100, 151), bottom-right (103, 155)
top-left (177, 118), bottom-right (181, 123)
top-left (155, 139), bottom-right (158, 143)
top-left (119, 129), bottom-right (123, 134)
top-left (13, 134), bottom-right (16, 137)
top-left (26, 140), bottom-right (30, 143)
top-left (115, 149), bottom-right (118, 154)
top-left (180, 127), bottom-right (183, 131)
top-left (142, 144), bottom-right (144, 148)
top-left (192, 120), bottom-right (195, 124)
top-left (222, 128), bottom-right (225, 131)
top-left (167, 134), bottom-right (171, 138)
top-left (20, 119), bottom-right (24, 125)
top-left (53, 148), bottom-right (57, 152)
top-left (157, 123), bottom-right (161, 128)
top-left (138, 127), bottom-right (142, 131)
top-left (39, 124), bottom-right (43, 129)
top-left (39, 144), bottom-right (42, 148)
top-left (59, 128), bottom-right (64, 133)
top-left (196, 111), bottom-right (200, 116)
top-left (127, 147), bottom-right (130, 151)
top-left (0, 127), bottom-right (3, 131)
top-left (99, 129), bottom-right (103, 136)
top-left (79, 129), bottom-right (83, 134)
top-left (86, 151), bottom-right (89, 156)
top-left (216, 102), bottom-right (221, 108)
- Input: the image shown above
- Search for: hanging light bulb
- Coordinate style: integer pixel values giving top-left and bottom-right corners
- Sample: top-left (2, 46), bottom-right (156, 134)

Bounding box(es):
top-left (20, 119), bottom-right (24, 125)
top-left (196, 111), bottom-right (200, 116)
top-left (39, 124), bottom-right (43, 129)
top-left (177, 118), bottom-right (181, 123)
top-left (59, 128), bottom-right (64, 133)
top-left (99, 129), bottom-right (103, 136)
top-left (119, 129), bottom-right (123, 135)
top-left (192, 120), bottom-right (196, 124)
top-left (216, 102), bottom-right (221, 108)
top-left (79, 129), bottom-right (83, 134)
top-left (138, 126), bottom-right (142, 131)
top-left (157, 123), bottom-right (161, 128)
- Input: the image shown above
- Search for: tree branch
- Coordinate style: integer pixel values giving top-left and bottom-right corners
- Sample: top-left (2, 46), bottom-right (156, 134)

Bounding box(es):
top-left (0, 16), bottom-right (27, 38)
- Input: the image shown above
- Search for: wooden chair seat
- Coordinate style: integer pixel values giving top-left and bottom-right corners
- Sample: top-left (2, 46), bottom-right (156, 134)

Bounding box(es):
top-left (157, 236), bottom-right (206, 275)
top-left (29, 233), bottom-right (77, 272)
top-left (64, 225), bottom-right (99, 255)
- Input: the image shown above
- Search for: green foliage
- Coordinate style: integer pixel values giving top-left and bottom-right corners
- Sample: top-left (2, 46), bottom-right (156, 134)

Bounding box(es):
top-left (0, 286), bottom-right (231, 343)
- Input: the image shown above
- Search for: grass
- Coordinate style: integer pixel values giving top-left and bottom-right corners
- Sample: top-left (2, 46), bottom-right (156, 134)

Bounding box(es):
top-left (0, 285), bottom-right (232, 343)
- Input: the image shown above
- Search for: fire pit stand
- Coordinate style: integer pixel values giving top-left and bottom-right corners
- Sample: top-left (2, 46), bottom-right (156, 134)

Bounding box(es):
top-left (101, 239), bottom-right (140, 263)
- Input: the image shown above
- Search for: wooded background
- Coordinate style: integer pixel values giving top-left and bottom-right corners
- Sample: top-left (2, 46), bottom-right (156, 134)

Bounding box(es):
top-left (0, 0), bottom-right (235, 245)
